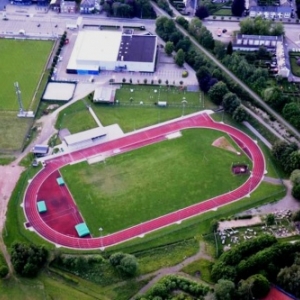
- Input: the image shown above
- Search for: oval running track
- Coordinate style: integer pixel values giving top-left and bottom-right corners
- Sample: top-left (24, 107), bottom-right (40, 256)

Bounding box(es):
top-left (24, 113), bottom-right (265, 249)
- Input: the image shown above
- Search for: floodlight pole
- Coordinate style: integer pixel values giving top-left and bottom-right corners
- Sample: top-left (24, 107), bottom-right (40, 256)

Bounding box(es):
top-left (99, 227), bottom-right (104, 251)
top-left (182, 97), bottom-right (187, 117)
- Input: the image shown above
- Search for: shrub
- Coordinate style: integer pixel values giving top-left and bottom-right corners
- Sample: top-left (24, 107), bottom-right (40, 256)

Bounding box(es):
top-left (0, 265), bottom-right (8, 278)
top-left (109, 252), bottom-right (126, 267)
top-left (182, 70), bottom-right (189, 78)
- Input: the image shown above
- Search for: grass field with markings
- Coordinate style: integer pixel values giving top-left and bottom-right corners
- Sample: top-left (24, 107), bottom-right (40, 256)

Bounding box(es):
top-left (61, 129), bottom-right (251, 236)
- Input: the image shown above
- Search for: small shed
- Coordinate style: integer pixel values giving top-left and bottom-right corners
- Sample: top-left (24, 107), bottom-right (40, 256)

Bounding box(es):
top-left (64, 127), bottom-right (107, 148)
top-left (75, 223), bottom-right (90, 237)
top-left (37, 201), bottom-right (47, 213)
top-left (57, 177), bottom-right (65, 186)
top-left (158, 101), bottom-right (167, 107)
top-left (93, 87), bottom-right (115, 103)
top-left (32, 144), bottom-right (49, 156)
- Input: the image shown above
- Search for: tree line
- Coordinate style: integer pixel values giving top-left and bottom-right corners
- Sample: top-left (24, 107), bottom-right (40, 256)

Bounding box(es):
top-left (102, 0), bottom-right (156, 18)
top-left (211, 234), bottom-right (300, 299)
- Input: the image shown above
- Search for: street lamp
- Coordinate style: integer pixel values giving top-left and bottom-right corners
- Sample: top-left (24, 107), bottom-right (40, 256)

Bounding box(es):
top-left (99, 227), bottom-right (104, 251)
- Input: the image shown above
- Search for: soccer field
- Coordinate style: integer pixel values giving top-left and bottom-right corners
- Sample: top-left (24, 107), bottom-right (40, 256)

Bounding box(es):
top-left (0, 39), bottom-right (53, 111)
top-left (61, 129), bottom-right (252, 236)
top-left (0, 39), bottom-right (53, 152)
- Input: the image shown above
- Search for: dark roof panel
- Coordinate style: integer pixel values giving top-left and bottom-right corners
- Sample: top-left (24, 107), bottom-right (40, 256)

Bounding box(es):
top-left (117, 35), bottom-right (156, 63)
top-left (33, 145), bottom-right (49, 154)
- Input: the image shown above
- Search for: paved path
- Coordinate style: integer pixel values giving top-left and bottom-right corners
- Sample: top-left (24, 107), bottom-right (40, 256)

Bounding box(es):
top-left (23, 112), bottom-right (265, 249)
top-left (263, 176), bottom-right (283, 185)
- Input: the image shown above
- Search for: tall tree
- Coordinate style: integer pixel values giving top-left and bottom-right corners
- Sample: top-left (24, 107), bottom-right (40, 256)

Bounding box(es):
top-left (196, 67), bottom-right (213, 93)
top-left (195, 6), bottom-right (209, 20)
top-left (232, 106), bottom-right (248, 123)
top-left (188, 18), bottom-right (202, 37)
top-left (227, 41), bottom-right (233, 55)
top-left (208, 81), bottom-right (228, 105)
top-left (223, 92), bottom-right (241, 114)
top-left (175, 49), bottom-right (185, 67)
top-left (231, 0), bottom-right (245, 16)
top-left (11, 242), bottom-right (48, 277)
top-left (176, 16), bottom-right (189, 30)
top-left (214, 41), bottom-right (226, 60)
top-left (215, 279), bottom-right (236, 300)
top-left (277, 259), bottom-right (300, 298)
top-left (165, 41), bottom-right (174, 56)
top-left (290, 169), bottom-right (300, 185)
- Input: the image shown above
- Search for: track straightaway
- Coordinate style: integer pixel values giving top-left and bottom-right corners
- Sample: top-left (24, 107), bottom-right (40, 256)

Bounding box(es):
top-left (23, 113), bottom-right (265, 249)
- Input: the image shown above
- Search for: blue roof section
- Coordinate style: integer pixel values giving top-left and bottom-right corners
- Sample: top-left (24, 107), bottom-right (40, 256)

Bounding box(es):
top-left (37, 201), bottom-right (47, 213)
top-left (57, 177), bottom-right (65, 186)
top-left (250, 6), bottom-right (292, 13)
top-left (75, 223), bottom-right (90, 237)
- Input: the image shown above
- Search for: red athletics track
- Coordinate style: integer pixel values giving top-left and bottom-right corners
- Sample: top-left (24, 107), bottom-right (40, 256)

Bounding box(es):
top-left (23, 113), bottom-right (265, 249)
top-left (37, 170), bottom-right (88, 238)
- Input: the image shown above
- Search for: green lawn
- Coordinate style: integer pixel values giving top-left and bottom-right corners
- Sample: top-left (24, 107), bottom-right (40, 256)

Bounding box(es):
top-left (114, 85), bottom-right (202, 107)
top-left (0, 40), bottom-right (53, 153)
top-left (136, 238), bottom-right (199, 274)
top-left (0, 39), bottom-right (53, 111)
top-left (214, 8), bottom-right (232, 16)
top-left (55, 86), bottom-right (216, 135)
top-left (181, 258), bottom-right (214, 284)
top-left (289, 53), bottom-right (300, 77)
top-left (0, 270), bottom-right (147, 300)
top-left (0, 111), bottom-right (32, 152)
top-left (57, 102), bottom-right (98, 134)
top-left (61, 129), bottom-right (251, 236)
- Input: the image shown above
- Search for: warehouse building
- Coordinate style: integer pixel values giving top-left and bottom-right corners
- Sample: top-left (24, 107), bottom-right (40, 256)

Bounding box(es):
top-left (66, 30), bottom-right (157, 75)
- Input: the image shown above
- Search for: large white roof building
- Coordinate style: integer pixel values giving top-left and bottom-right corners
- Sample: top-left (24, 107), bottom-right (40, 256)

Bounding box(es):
top-left (67, 30), bottom-right (157, 75)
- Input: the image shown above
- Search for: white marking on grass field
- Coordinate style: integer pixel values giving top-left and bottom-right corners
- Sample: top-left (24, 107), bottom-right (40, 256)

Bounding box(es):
top-left (166, 132), bottom-right (182, 140)
top-left (113, 149), bottom-right (121, 154)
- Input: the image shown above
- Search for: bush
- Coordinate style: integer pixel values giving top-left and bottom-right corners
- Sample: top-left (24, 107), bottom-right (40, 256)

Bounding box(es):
top-left (11, 242), bottom-right (48, 277)
top-left (109, 252), bottom-right (126, 267)
top-left (0, 265), bottom-right (8, 278)
top-left (182, 70), bottom-right (189, 78)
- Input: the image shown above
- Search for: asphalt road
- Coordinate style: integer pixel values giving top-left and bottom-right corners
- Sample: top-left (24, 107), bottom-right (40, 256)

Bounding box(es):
top-left (151, 1), bottom-right (300, 142)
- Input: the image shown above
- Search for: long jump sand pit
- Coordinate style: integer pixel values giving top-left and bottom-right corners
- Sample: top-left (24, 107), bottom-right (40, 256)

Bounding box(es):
top-left (42, 81), bottom-right (77, 101)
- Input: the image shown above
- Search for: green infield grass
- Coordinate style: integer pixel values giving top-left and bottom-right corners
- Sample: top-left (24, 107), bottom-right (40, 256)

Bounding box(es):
top-left (0, 39), bottom-right (53, 111)
top-left (61, 128), bottom-right (251, 236)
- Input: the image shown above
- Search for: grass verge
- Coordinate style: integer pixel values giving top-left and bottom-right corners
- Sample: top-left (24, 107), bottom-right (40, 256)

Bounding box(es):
top-left (181, 258), bottom-right (214, 284)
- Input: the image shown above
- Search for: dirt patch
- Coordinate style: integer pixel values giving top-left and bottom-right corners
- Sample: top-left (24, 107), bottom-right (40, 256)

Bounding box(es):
top-left (212, 136), bottom-right (236, 153)
top-left (0, 164), bottom-right (24, 232)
